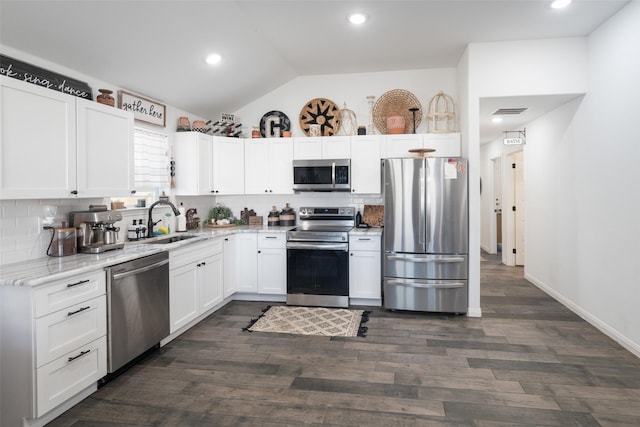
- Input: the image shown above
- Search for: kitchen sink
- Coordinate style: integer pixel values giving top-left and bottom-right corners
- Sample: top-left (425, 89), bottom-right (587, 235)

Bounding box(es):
top-left (141, 235), bottom-right (198, 245)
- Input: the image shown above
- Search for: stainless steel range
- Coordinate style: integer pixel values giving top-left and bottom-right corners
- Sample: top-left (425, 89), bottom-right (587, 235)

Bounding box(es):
top-left (286, 207), bottom-right (355, 308)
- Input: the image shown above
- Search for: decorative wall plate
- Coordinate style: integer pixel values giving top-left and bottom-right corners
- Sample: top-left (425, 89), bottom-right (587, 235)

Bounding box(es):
top-left (260, 110), bottom-right (291, 137)
top-left (299, 98), bottom-right (342, 137)
top-left (373, 89), bottom-right (422, 134)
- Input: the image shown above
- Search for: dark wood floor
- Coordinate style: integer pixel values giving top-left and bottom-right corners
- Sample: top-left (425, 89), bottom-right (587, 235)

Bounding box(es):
top-left (49, 253), bottom-right (640, 426)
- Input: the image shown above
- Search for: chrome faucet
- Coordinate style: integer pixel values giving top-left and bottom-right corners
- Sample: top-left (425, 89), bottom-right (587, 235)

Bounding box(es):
top-left (147, 200), bottom-right (181, 238)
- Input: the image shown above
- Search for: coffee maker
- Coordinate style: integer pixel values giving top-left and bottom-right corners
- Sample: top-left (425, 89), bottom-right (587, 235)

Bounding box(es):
top-left (69, 210), bottom-right (124, 253)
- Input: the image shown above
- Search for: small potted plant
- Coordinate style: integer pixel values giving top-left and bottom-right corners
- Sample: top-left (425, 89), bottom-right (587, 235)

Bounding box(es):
top-left (207, 203), bottom-right (233, 225)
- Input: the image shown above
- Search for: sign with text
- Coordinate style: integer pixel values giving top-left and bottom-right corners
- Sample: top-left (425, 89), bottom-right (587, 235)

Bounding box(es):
top-left (118, 90), bottom-right (166, 127)
top-left (0, 54), bottom-right (92, 99)
top-left (503, 137), bottom-right (524, 145)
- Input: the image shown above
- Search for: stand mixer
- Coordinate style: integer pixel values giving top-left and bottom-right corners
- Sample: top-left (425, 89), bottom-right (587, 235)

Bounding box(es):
top-left (69, 210), bottom-right (124, 253)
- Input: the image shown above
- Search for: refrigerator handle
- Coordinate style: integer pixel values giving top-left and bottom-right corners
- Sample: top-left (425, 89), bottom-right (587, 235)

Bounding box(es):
top-left (419, 164), bottom-right (426, 246)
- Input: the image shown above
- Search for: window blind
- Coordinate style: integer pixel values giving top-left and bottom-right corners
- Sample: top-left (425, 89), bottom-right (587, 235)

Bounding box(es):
top-left (133, 128), bottom-right (169, 190)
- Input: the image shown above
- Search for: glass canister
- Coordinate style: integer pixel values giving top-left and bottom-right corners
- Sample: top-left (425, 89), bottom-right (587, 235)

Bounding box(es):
top-left (268, 206), bottom-right (280, 226)
top-left (48, 225), bottom-right (77, 257)
top-left (279, 203), bottom-right (295, 226)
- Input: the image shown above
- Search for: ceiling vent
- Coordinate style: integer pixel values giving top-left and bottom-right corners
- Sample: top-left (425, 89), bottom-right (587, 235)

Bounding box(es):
top-left (493, 108), bottom-right (528, 115)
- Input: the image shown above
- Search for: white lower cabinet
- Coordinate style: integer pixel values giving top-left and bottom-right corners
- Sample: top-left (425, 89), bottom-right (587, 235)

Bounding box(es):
top-left (349, 234), bottom-right (382, 303)
top-left (257, 233), bottom-right (287, 295)
top-left (222, 234), bottom-right (237, 298)
top-left (234, 233), bottom-right (258, 293)
top-left (1, 270), bottom-right (107, 426)
top-left (169, 239), bottom-right (224, 333)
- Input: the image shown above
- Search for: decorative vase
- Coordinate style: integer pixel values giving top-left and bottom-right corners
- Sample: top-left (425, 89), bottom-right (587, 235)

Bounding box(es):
top-left (386, 113), bottom-right (405, 134)
top-left (309, 124), bottom-right (321, 137)
top-left (177, 116), bottom-right (191, 131)
top-left (96, 89), bottom-right (115, 107)
top-left (252, 126), bottom-right (261, 138)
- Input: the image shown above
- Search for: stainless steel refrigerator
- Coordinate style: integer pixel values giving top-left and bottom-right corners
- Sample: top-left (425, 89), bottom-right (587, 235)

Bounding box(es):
top-left (383, 157), bottom-right (468, 313)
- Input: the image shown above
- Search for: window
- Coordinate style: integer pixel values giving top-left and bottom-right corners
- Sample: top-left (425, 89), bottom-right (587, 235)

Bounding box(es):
top-left (111, 128), bottom-right (170, 209)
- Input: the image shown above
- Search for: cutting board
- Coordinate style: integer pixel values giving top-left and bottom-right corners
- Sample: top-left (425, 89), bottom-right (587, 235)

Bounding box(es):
top-left (363, 205), bottom-right (384, 227)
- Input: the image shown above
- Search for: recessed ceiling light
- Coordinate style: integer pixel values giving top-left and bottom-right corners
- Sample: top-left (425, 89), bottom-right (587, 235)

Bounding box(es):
top-left (348, 13), bottom-right (366, 25)
top-left (205, 53), bottom-right (222, 65)
top-left (551, 0), bottom-right (571, 9)
top-left (492, 117), bottom-right (504, 123)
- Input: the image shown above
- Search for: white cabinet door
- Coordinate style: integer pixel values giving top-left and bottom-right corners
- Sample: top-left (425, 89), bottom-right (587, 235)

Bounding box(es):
top-left (174, 132), bottom-right (213, 195)
top-left (293, 136), bottom-right (321, 159)
top-left (244, 139), bottom-right (270, 194)
top-left (382, 134), bottom-right (423, 158)
top-left (199, 251), bottom-right (224, 312)
top-left (257, 248), bottom-right (286, 295)
top-left (350, 135), bottom-right (381, 194)
top-left (349, 250), bottom-right (381, 299)
top-left (76, 98), bottom-right (134, 197)
top-left (245, 138), bottom-right (293, 194)
top-left (223, 235), bottom-right (237, 298)
top-left (235, 233), bottom-right (258, 293)
top-left (0, 76), bottom-right (77, 199)
top-left (211, 136), bottom-right (244, 194)
top-left (423, 133), bottom-right (461, 157)
top-left (322, 136), bottom-right (350, 159)
top-left (349, 235), bottom-right (382, 300)
top-left (268, 138), bottom-right (294, 194)
top-left (169, 262), bottom-right (199, 333)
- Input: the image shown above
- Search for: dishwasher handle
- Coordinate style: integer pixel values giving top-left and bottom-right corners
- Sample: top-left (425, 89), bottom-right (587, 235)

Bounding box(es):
top-left (111, 258), bottom-right (169, 281)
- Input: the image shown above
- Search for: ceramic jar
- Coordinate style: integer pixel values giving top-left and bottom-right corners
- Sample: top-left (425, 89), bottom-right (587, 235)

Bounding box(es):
top-left (268, 206), bottom-right (280, 226)
top-left (178, 116), bottom-right (191, 131)
top-left (309, 124), bottom-right (321, 137)
top-left (386, 113), bottom-right (405, 134)
top-left (96, 89), bottom-right (115, 107)
top-left (279, 203), bottom-right (295, 226)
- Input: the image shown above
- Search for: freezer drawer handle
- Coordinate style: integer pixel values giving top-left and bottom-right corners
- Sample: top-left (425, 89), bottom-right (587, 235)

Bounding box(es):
top-left (67, 349), bottom-right (91, 362)
top-left (387, 256), bottom-right (465, 263)
top-left (67, 306), bottom-right (90, 317)
top-left (387, 280), bottom-right (465, 289)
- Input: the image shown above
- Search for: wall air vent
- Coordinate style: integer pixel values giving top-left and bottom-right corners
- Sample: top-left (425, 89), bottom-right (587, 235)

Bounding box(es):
top-left (493, 108), bottom-right (528, 115)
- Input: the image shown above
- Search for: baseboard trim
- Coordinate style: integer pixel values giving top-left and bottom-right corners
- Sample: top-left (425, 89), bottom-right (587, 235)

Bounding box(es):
top-left (525, 272), bottom-right (640, 359)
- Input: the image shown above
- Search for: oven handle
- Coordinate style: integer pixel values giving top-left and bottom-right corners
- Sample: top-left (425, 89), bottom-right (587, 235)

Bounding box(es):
top-left (287, 242), bottom-right (348, 252)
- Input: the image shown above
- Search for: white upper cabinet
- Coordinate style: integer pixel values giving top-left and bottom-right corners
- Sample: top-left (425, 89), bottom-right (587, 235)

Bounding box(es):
top-left (245, 137), bottom-right (293, 194)
top-left (211, 136), bottom-right (245, 195)
top-left (0, 76), bottom-right (134, 199)
top-left (1, 76), bottom-right (76, 199)
top-left (382, 133), bottom-right (461, 158)
top-left (76, 98), bottom-right (135, 197)
top-left (174, 131), bottom-right (213, 196)
top-left (293, 136), bottom-right (350, 160)
top-left (350, 135), bottom-right (381, 194)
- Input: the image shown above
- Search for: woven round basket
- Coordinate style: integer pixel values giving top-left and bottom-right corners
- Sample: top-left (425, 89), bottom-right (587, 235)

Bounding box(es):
top-left (373, 89), bottom-right (422, 134)
top-left (299, 98), bottom-right (342, 136)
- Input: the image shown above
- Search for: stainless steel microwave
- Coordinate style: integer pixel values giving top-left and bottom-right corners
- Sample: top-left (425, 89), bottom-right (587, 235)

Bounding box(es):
top-left (292, 159), bottom-right (351, 192)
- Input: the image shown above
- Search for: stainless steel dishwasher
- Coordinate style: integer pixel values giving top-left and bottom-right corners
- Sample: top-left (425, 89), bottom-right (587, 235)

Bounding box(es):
top-left (105, 251), bottom-right (170, 374)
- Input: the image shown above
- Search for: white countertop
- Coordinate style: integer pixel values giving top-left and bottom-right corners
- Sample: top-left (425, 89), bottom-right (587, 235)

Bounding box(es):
top-left (0, 225), bottom-right (292, 287)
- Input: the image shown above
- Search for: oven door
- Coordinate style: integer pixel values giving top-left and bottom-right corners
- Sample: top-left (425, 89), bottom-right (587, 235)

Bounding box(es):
top-left (286, 241), bottom-right (349, 306)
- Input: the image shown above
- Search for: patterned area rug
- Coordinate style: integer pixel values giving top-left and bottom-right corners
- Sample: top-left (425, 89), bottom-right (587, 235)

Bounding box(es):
top-left (244, 305), bottom-right (369, 337)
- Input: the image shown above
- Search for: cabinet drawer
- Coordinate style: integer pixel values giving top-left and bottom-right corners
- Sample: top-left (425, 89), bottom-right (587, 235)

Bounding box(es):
top-left (170, 239), bottom-right (222, 268)
top-left (35, 296), bottom-right (107, 367)
top-left (349, 235), bottom-right (381, 251)
top-left (36, 336), bottom-right (107, 417)
top-left (34, 271), bottom-right (105, 318)
top-left (258, 233), bottom-right (285, 249)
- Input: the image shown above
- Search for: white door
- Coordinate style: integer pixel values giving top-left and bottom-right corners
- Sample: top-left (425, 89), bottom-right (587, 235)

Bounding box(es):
top-left (513, 151), bottom-right (525, 265)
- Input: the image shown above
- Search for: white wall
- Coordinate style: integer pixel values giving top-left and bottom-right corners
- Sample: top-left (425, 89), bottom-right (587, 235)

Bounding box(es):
top-left (524, 0), bottom-right (640, 356)
top-left (234, 68), bottom-right (457, 137)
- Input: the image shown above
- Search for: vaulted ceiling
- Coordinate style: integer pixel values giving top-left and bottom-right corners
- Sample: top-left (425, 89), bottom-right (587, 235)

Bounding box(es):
top-left (0, 0), bottom-right (630, 142)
